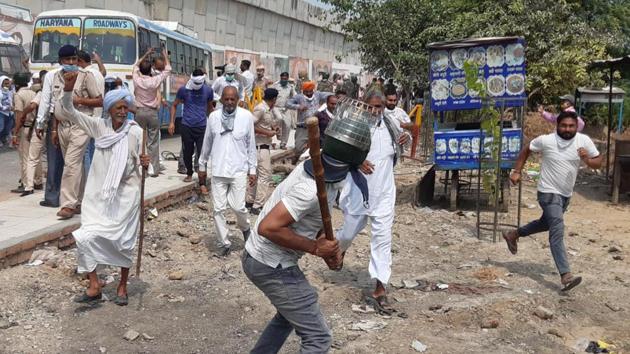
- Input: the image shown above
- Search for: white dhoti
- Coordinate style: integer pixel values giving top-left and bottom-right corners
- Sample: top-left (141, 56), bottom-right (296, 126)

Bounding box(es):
top-left (337, 120), bottom-right (397, 285)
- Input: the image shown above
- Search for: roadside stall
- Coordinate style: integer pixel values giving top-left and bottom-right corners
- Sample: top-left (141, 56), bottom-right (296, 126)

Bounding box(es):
top-left (425, 36), bottom-right (527, 240)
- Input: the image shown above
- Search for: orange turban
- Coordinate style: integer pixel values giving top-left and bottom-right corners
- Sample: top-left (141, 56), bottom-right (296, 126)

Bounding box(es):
top-left (302, 81), bottom-right (316, 91)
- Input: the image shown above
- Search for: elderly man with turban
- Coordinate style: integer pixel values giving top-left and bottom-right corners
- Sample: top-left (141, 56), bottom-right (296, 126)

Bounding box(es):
top-left (286, 81), bottom-right (331, 163)
top-left (60, 71), bottom-right (150, 306)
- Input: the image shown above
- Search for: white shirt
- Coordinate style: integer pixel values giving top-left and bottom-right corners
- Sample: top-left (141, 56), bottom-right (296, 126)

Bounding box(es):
top-left (530, 132), bottom-right (599, 197)
top-left (211, 76), bottom-right (245, 101)
top-left (242, 70), bottom-right (255, 96)
top-left (384, 106), bottom-right (411, 128)
top-left (35, 68), bottom-right (59, 130)
top-left (245, 162), bottom-right (345, 268)
top-left (340, 118), bottom-right (397, 216)
top-left (87, 63), bottom-right (105, 91)
top-left (198, 107), bottom-right (257, 177)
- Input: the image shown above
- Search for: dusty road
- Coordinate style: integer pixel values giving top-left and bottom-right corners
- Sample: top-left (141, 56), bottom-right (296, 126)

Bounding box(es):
top-left (0, 159), bottom-right (629, 354)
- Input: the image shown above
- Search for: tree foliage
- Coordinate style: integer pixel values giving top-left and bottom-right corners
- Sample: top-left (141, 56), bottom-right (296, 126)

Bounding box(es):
top-left (323, 0), bottom-right (630, 106)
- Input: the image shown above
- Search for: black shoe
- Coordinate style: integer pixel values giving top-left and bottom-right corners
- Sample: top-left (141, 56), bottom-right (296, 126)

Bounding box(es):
top-left (242, 229), bottom-right (251, 242)
top-left (20, 190), bottom-right (34, 197)
top-left (217, 246), bottom-right (231, 257)
top-left (11, 186), bottom-right (24, 193)
top-left (177, 167), bottom-right (187, 175)
top-left (33, 184), bottom-right (43, 190)
top-left (250, 207), bottom-right (261, 215)
top-left (39, 200), bottom-right (59, 208)
top-left (245, 202), bottom-right (253, 209)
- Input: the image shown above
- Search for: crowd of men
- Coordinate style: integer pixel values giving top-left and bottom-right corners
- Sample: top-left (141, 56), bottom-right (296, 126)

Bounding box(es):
top-left (0, 43), bottom-right (603, 353)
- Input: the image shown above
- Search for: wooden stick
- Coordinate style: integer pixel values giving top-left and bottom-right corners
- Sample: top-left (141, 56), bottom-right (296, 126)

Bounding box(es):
top-left (305, 117), bottom-right (335, 241)
top-left (136, 129), bottom-right (148, 277)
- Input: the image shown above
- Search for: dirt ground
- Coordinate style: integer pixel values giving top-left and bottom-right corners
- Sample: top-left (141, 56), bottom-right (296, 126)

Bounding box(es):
top-left (1, 159), bottom-right (629, 354)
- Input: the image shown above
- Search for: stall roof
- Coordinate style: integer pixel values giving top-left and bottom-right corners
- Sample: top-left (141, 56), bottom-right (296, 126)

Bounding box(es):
top-left (427, 36), bottom-right (523, 50)
top-left (577, 86), bottom-right (625, 104)
top-left (588, 55), bottom-right (630, 71)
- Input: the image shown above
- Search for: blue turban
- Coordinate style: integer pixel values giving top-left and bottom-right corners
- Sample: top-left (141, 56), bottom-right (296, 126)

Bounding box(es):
top-left (103, 88), bottom-right (134, 117)
top-left (58, 45), bottom-right (77, 58)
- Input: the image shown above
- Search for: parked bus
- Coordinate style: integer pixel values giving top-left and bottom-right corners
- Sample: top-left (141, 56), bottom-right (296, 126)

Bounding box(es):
top-left (29, 9), bottom-right (213, 126)
top-left (0, 30), bottom-right (28, 76)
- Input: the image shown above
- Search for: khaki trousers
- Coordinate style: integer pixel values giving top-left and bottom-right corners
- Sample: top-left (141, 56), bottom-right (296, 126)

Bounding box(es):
top-left (58, 122), bottom-right (89, 209)
top-left (21, 127), bottom-right (44, 191)
top-left (246, 147), bottom-right (272, 209)
top-left (135, 107), bottom-right (160, 176)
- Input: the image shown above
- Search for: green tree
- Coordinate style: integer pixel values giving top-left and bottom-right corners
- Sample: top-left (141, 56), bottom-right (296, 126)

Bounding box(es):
top-left (323, 0), bottom-right (628, 107)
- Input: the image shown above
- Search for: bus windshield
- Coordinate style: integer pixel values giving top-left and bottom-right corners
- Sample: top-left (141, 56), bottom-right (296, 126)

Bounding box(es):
top-left (83, 18), bottom-right (136, 65)
top-left (0, 44), bottom-right (27, 76)
top-left (31, 17), bottom-right (81, 63)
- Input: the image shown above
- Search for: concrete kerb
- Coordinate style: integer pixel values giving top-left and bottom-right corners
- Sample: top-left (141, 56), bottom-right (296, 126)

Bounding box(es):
top-left (0, 181), bottom-right (196, 269)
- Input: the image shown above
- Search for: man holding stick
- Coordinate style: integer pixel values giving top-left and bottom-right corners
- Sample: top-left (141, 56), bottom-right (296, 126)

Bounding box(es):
top-left (243, 114), bottom-right (370, 353)
top-left (59, 72), bottom-right (150, 306)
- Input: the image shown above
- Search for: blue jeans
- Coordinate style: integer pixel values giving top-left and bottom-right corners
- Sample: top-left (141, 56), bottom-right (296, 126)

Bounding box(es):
top-left (242, 251), bottom-right (332, 354)
top-left (0, 112), bottom-right (14, 143)
top-left (518, 192), bottom-right (571, 275)
top-left (44, 123), bottom-right (64, 206)
top-left (84, 138), bottom-right (95, 175)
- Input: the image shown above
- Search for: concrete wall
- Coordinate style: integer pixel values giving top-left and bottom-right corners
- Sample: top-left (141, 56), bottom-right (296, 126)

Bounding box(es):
top-left (5, 0), bottom-right (360, 67)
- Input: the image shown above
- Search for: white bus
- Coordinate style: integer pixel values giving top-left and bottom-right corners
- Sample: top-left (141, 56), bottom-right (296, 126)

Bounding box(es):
top-left (29, 9), bottom-right (214, 125)
top-left (0, 30), bottom-right (28, 77)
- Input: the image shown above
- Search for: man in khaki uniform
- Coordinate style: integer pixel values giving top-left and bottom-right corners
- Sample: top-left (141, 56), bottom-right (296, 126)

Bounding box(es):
top-left (11, 73), bottom-right (39, 195)
top-left (19, 72), bottom-right (48, 196)
top-left (36, 45), bottom-right (103, 219)
top-left (246, 88), bottom-right (281, 215)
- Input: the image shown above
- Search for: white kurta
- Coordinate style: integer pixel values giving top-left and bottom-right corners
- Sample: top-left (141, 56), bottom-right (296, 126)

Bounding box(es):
top-left (59, 92), bottom-right (143, 273)
top-left (340, 120), bottom-right (396, 216)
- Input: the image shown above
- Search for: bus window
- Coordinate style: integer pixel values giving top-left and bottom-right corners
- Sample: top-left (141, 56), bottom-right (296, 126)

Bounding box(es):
top-left (184, 44), bottom-right (191, 74)
top-left (149, 31), bottom-right (159, 51)
top-left (176, 41), bottom-right (184, 74)
top-left (138, 27), bottom-right (150, 55)
top-left (83, 18), bottom-right (136, 65)
top-left (167, 37), bottom-right (175, 64)
top-left (31, 17), bottom-right (81, 63)
top-left (0, 44), bottom-right (26, 76)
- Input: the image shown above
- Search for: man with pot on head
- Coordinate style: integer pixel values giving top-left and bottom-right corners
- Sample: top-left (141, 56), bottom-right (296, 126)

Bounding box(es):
top-left (59, 71), bottom-right (150, 306)
top-left (243, 106), bottom-right (371, 353)
top-left (168, 68), bottom-right (214, 188)
top-left (198, 86), bottom-right (257, 257)
top-left (538, 94), bottom-right (585, 132)
top-left (336, 91), bottom-right (409, 312)
top-left (503, 111), bottom-right (601, 292)
top-left (271, 72), bottom-right (296, 150)
top-left (132, 48), bottom-right (171, 178)
top-left (35, 45), bottom-right (103, 219)
top-left (246, 88), bottom-right (281, 215)
top-left (286, 81), bottom-right (330, 163)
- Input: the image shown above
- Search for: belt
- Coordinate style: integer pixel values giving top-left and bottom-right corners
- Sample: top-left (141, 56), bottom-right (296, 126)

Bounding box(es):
top-left (257, 144), bottom-right (270, 150)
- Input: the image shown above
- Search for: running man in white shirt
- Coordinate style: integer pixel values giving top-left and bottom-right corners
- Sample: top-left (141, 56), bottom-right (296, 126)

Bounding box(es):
top-left (198, 86), bottom-right (257, 256)
top-left (504, 111), bottom-right (602, 292)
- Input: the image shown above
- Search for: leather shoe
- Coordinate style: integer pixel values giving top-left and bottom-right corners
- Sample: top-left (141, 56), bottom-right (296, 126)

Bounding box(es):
top-left (34, 183), bottom-right (43, 190)
top-left (20, 190), bottom-right (34, 197)
top-left (40, 200), bottom-right (59, 208)
top-left (56, 207), bottom-right (76, 219)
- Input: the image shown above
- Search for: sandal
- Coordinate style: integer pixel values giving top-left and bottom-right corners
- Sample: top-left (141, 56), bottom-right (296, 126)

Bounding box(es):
top-left (74, 291), bottom-right (102, 303)
top-left (561, 275), bottom-right (582, 292)
top-left (113, 295), bottom-right (129, 306)
top-left (502, 230), bottom-right (518, 255)
top-left (362, 290), bottom-right (395, 316)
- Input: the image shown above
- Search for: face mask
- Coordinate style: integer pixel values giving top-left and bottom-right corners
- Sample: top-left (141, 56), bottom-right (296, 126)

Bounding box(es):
top-left (225, 74), bottom-right (234, 82)
top-left (62, 64), bottom-right (79, 72)
top-left (280, 80), bottom-right (288, 86)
